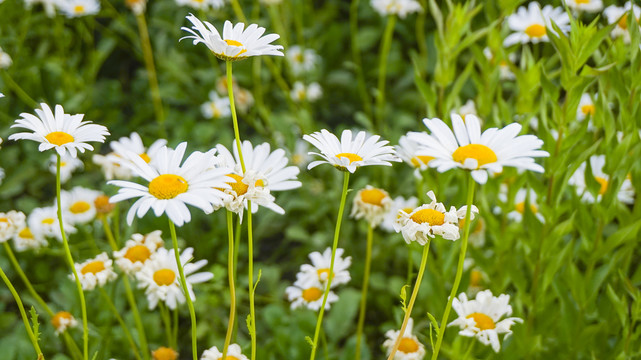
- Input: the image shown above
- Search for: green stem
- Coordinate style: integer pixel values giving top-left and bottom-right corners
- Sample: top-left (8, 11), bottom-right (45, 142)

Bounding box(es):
top-left (375, 15), bottom-right (397, 133)
top-left (159, 303), bottom-right (173, 349)
top-left (168, 219), bottom-right (198, 360)
top-left (431, 178), bottom-right (477, 360)
top-left (386, 238), bottom-right (432, 360)
top-left (98, 287), bottom-right (142, 360)
top-left (226, 60), bottom-right (246, 173)
top-left (350, 0), bottom-right (373, 119)
top-left (247, 202), bottom-right (257, 360)
top-left (222, 211), bottom-right (237, 360)
top-left (309, 171), bottom-right (350, 360)
top-left (1, 71), bottom-right (38, 108)
top-left (57, 154), bottom-right (89, 360)
top-left (354, 225), bottom-right (374, 360)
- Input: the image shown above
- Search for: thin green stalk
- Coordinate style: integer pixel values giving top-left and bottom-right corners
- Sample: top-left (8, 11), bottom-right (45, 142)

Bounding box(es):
top-left (309, 171), bottom-right (350, 360)
top-left (1, 71), bottom-right (38, 108)
top-left (222, 211), bottom-right (237, 360)
top-left (350, 0), bottom-right (373, 119)
top-left (431, 178), bottom-right (477, 360)
top-left (386, 238), bottom-right (432, 360)
top-left (247, 203), bottom-right (257, 360)
top-left (226, 60), bottom-right (247, 172)
top-left (159, 303), bottom-right (173, 349)
top-left (375, 15), bottom-right (397, 133)
top-left (0, 265), bottom-right (43, 358)
top-left (56, 154), bottom-right (89, 360)
top-left (98, 287), bottom-right (142, 360)
top-left (354, 225), bottom-right (374, 360)
top-left (172, 308), bottom-right (179, 347)
top-left (168, 219), bottom-right (198, 360)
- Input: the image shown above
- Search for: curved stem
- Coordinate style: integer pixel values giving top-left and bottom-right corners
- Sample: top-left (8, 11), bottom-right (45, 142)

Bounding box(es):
top-left (375, 15), bottom-right (396, 133)
top-left (309, 171), bottom-right (350, 360)
top-left (431, 178), bottom-right (477, 360)
top-left (97, 287), bottom-right (142, 360)
top-left (0, 71), bottom-right (38, 108)
top-left (247, 202), bottom-right (257, 360)
top-left (168, 219), bottom-right (198, 360)
top-left (354, 224), bottom-right (374, 360)
top-left (221, 211), bottom-right (237, 360)
top-left (57, 154), bottom-right (89, 360)
top-left (226, 60), bottom-right (246, 173)
top-left (386, 238), bottom-right (432, 360)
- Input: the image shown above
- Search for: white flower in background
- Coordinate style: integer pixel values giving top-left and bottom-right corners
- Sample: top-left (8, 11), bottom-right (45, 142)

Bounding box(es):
top-left (290, 139), bottom-right (312, 168)
top-left (56, 0), bottom-right (101, 17)
top-left (483, 48), bottom-right (517, 80)
top-left (12, 224), bottom-right (48, 252)
top-left (287, 45), bottom-right (319, 75)
top-left (381, 195), bottom-right (418, 233)
top-left (23, 0), bottom-right (57, 17)
top-left (382, 318), bottom-right (426, 360)
top-left (604, 2), bottom-right (641, 43)
top-left (113, 231), bottom-right (164, 275)
top-left (503, 2), bottom-right (570, 47)
top-left (498, 186), bottom-right (544, 223)
top-left (28, 206), bottom-right (76, 241)
top-left (453, 100), bottom-right (478, 123)
top-left (396, 134), bottom-right (434, 177)
top-left (48, 154), bottom-right (84, 183)
top-left (295, 247), bottom-right (351, 289)
top-left (108, 132), bottom-right (167, 170)
top-left (304, 129), bottom-right (400, 173)
top-left (0, 47), bottom-right (12, 69)
top-left (410, 114), bottom-right (549, 184)
top-left (576, 93), bottom-right (596, 122)
top-left (448, 290), bottom-right (523, 352)
top-left (0, 211), bottom-right (26, 243)
top-left (201, 91), bottom-right (231, 119)
top-left (569, 155), bottom-right (635, 204)
top-left (395, 191), bottom-right (477, 244)
top-left (0, 93), bottom-right (4, 98)
top-left (136, 247), bottom-right (213, 310)
top-left (564, 0), bottom-right (603, 13)
top-left (181, 15), bottom-right (284, 61)
top-left (235, 87), bottom-right (255, 113)
top-left (9, 103), bottom-right (109, 158)
top-left (291, 81), bottom-right (323, 103)
top-left (60, 187), bottom-right (101, 225)
top-left (528, 116), bottom-right (559, 141)
top-left (176, 0), bottom-right (224, 10)
top-left (71, 252), bottom-right (117, 291)
top-left (351, 185), bottom-right (392, 227)
top-left (51, 311), bottom-right (78, 335)
top-left (125, 0), bottom-right (146, 14)
top-left (201, 344), bottom-right (248, 360)
top-left (286, 279), bottom-right (338, 311)
top-left (371, 0), bottom-right (422, 19)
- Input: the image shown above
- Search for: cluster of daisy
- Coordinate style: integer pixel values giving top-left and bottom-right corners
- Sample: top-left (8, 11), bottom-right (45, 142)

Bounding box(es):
top-left (285, 45), bottom-right (322, 103)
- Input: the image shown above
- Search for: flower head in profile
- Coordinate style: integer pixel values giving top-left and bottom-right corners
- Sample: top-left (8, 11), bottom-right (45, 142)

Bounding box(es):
top-left (295, 247), bottom-right (351, 289)
top-left (351, 185), bottom-right (392, 227)
top-left (503, 2), bottom-right (570, 47)
top-left (48, 154), bottom-right (83, 183)
top-left (113, 231), bottom-right (164, 275)
top-left (152, 347), bottom-right (178, 360)
top-left (394, 191), bottom-right (477, 244)
top-left (569, 155), bottom-right (635, 204)
top-left (410, 114), bottom-right (549, 184)
top-left (60, 187), bottom-right (102, 225)
top-left (604, 2), bottom-right (641, 43)
top-left (371, 0), bottom-right (422, 19)
top-left (56, 0), bottom-right (101, 18)
top-left (51, 311), bottom-right (78, 335)
top-left (201, 344), bottom-right (248, 360)
top-left (286, 279), bottom-right (338, 311)
top-left (291, 81), bottom-right (323, 103)
top-left (286, 45), bottom-right (319, 75)
top-left (181, 14), bottom-right (284, 61)
top-left (396, 134), bottom-right (435, 178)
top-left (576, 93), bottom-right (596, 122)
top-left (448, 290), bottom-right (523, 352)
top-left (304, 129), bottom-right (400, 173)
top-left (201, 91), bottom-right (231, 119)
top-left (381, 195), bottom-right (418, 233)
top-left (564, 0), bottom-right (603, 13)
top-left (382, 318), bottom-right (426, 360)
top-left (9, 103), bottom-right (109, 158)
top-left (0, 210), bottom-right (26, 243)
top-left (71, 252), bottom-right (118, 291)
top-left (94, 132), bottom-right (166, 180)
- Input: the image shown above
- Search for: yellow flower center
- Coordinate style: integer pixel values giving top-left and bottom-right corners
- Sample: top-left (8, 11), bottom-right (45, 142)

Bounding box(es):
top-left (316, 268), bottom-right (334, 281)
top-left (153, 269), bottom-right (176, 286)
top-left (581, 104), bottom-right (595, 116)
top-left (148, 174), bottom-right (189, 200)
top-left (410, 208), bottom-right (445, 226)
top-left (95, 195), bottom-right (115, 215)
top-left (595, 176), bottom-right (608, 195)
top-left (225, 39), bottom-right (247, 57)
top-left (466, 312), bottom-right (496, 330)
top-left (398, 207), bottom-right (415, 219)
top-left (398, 337), bottom-right (420, 353)
top-left (124, 245), bottom-right (151, 263)
top-left (0, 217), bottom-right (7, 223)
top-left (335, 152), bottom-right (362, 164)
top-left (515, 202), bottom-right (538, 214)
top-left (18, 227), bottom-right (34, 239)
top-left (302, 287), bottom-right (323, 302)
top-left (140, 153), bottom-right (151, 163)
top-left (525, 24), bottom-right (547, 38)
top-left (51, 311), bottom-right (73, 329)
top-left (42, 217), bottom-right (55, 225)
top-left (452, 144), bottom-right (497, 169)
top-left (69, 201), bottom-right (91, 214)
top-left (470, 270), bottom-right (483, 287)
top-left (223, 173), bottom-right (264, 197)
top-left (74, 5), bottom-right (85, 13)
top-left (410, 155), bottom-right (434, 167)
top-left (458, 218), bottom-right (483, 233)
top-left (45, 131), bottom-right (74, 146)
top-left (360, 188), bottom-right (387, 206)
top-left (575, 0), bottom-right (590, 3)
top-left (152, 347), bottom-right (178, 360)
top-left (81, 261), bottom-right (105, 275)
top-left (618, 16), bottom-right (629, 30)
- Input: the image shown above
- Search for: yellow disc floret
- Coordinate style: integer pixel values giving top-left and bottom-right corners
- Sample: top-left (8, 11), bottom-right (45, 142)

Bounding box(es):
top-left (515, 202), bottom-right (538, 214)
top-left (452, 144), bottom-right (498, 169)
top-left (581, 104), bottom-right (595, 116)
top-left (225, 39), bottom-right (247, 57)
top-left (410, 155), bottom-right (434, 167)
top-left (152, 347), bottom-right (178, 360)
top-left (595, 176), bottom-right (608, 195)
top-left (153, 269), bottom-right (176, 286)
top-left (81, 261), bottom-right (105, 275)
top-left (302, 287), bottom-right (323, 302)
top-left (360, 188), bottom-right (387, 206)
top-left (398, 337), bottom-right (420, 353)
top-left (410, 208), bottom-right (445, 226)
top-left (124, 245), bottom-right (152, 263)
top-left (149, 174), bottom-right (188, 200)
top-left (51, 311), bottom-right (73, 329)
top-left (70, 201), bottom-right (91, 214)
top-left (466, 312), bottom-right (496, 330)
top-left (18, 227), bottom-right (34, 239)
top-left (46, 131), bottom-right (74, 146)
top-left (525, 24), bottom-right (546, 38)
top-left (139, 153), bottom-right (151, 163)
top-left (335, 152), bottom-right (363, 164)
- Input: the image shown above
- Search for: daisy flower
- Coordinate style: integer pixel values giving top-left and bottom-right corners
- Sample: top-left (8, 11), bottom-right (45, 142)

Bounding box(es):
top-left (234, 87), bottom-right (255, 113)
top-left (108, 142), bottom-right (231, 226)
top-left (201, 344), bottom-right (248, 360)
top-left (60, 187), bottom-right (102, 225)
top-left (483, 48), bottom-right (517, 80)
top-left (286, 45), bottom-right (319, 75)
top-left (108, 132), bottom-right (167, 170)
top-left (371, 0), bottom-right (422, 19)
top-left (136, 247), bottom-right (213, 310)
top-left (51, 311), bottom-right (78, 335)
top-left (0, 210), bottom-right (26, 242)
top-left (28, 206), bottom-right (76, 241)
top-left (48, 154), bottom-right (84, 183)
top-left (12, 225), bottom-right (48, 252)
top-left (459, 217), bottom-right (486, 248)
top-left (304, 129), bottom-right (400, 173)
top-left (0, 93), bottom-right (4, 98)
top-left (382, 318), bottom-right (426, 360)
top-left (0, 47), bottom-right (12, 69)
top-left (564, 0), bottom-right (603, 13)
top-left (152, 347), bottom-right (178, 360)
top-left (181, 14), bottom-right (284, 61)
top-left (93, 153), bottom-right (133, 180)
top-left (576, 93), bottom-right (596, 122)
top-left (448, 290), bottom-right (523, 352)
top-left (381, 195), bottom-right (418, 233)
top-left (503, 2), bottom-right (570, 47)
top-left (94, 194), bottom-right (116, 216)
top-left (569, 155), bottom-right (635, 204)
top-left (295, 247), bottom-right (352, 289)
top-left (409, 114), bottom-right (549, 184)
top-left (394, 191), bottom-right (477, 244)
top-left (350, 185), bottom-right (393, 227)
top-left (290, 139), bottom-right (312, 168)
top-left (499, 187), bottom-right (544, 223)
top-left (125, 0), bottom-right (146, 14)
top-left (453, 99), bottom-right (478, 123)
top-left (9, 103), bottom-right (109, 158)
top-left (201, 91), bottom-right (231, 119)
top-left (176, 0), bottom-right (224, 10)
top-left (71, 252), bottom-right (118, 291)
top-left (285, 279), bottom-right (339, 311)
top-left (396, 135), bottom-right (434, 177)
top-left (113, 230), bottom-right (164, 275)
top-left (291, 81), bottom-right (323, 103)
top-left (56, 0), bottom-right (100, 17)
top-left (604, 2), bottom-right (641, 43)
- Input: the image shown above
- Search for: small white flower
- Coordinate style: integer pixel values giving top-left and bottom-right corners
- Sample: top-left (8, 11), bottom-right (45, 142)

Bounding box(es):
top-left (503, 2), bottom-right (570, 47)
top-left (175, 0), bottom-right (224, 10)
top-left (381, 196), bottom-right (418, 233)
top-left (60, 187), bottom-right (102, 225)
top-left (201, 91), bottom-right (231, 119)
top-left (483, 48), bottom-right (517, 80)
top-left (48, 154), bottom-right (84, 183)
top-left (235, 87), bottom-right (255, 113)
top-left (498, 186), bottom-right (544, 223)
top-left (71, 252), bottom-right (118, 291)
top-left (286, 45), bottom-right (319, 75)
top-left (0, 211), bottom-right (26, 243)
top-left (350, 185), bottom-right (392, 227)
top-left (0, 47), bottom-right (12, 69)
top-left (382, 318), bottom-right (426, 360)
top-left (290, 81), bottom-right (323, 103)
top-left (113, 230), bottom-right (164, 275)
top-left (396, 135), bottom-right (434, 178)
top-left (56, 0), bottom-right (101, 18)
top-left (51, 311), bottom-right (78, 335)
top-left (564, 0), bottom-right (603, 13)
top-left (295, 247), bottom-right (351, 289)
top-left (604, 2), bottom-right (641, 43)
top-left (12, 225), bottom-right (48, 252)
top-left (290, 139), bottom-right (312, 168)
top-left (371, 0), bottom-right (422, 19)
top-left (569, 155), bottom-right (635, 204)
top-left (286, 280), bottom-right (338, 311)
top-left (576, 93), bottom-right (596, 122)
top-left (28, 206), bottom-right (76, 241)
top-left (448, 290), bottom-right (523, 352)
top-left (107, 132), bottom-right (167, 173)
top-left (200, 344), bottom-right (248, 360)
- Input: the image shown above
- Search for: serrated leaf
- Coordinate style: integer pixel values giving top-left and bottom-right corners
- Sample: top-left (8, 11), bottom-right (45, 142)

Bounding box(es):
top-left (400, 284), bottom-right (409, 313)
top-left (305, 336), bottom-right (314, 347)
top-left (29, 307), bottom-right (40, 341)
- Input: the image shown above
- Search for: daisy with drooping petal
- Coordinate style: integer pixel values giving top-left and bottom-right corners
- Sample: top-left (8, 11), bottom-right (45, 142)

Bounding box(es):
top-left (136, 247), bottom-right (213, 310)
top-left (371, 0), bottom-right (422, 19)
top-left (564, 0), bottom-right (603, 13)
top-left (60, 187), bottom-right (102, 225)
top-left (569, 155), bottom-right (635, 204)
top-left (201, 91), bottom-right (231, 119)
top-left (0, 211), bottom-right (26, 242)
top-left (295, 247), bottom-right (352, 289)
top-left (287, 45), bottom-right (319, 75)
top-left (0, 47), bottom-right (12, 69)
top-left (576, 93), bottom-right (596, 122)
top-left (304, 129), bottom-right (400, 173)
top-left (409, 114), bottom-right (549, 184)
top-left (152, 347), bottom-right (178, 360)
top-left (108, 142), bottom-right (231, 227)
top-left (286, 279), bottom-right (339, 311)
top-left (290, 81), bottom-right (322, 103)
top-left (396, 135), bottom-right (434, 177)
top-left (181, 14), bottom-right (284, 61)
top-left (381, 196), bottom-right (418, 233)
top-left (351, 185), bottom-right (393, 227)
top-left (12, 224), bottom-right (48, 252)
top-left (604, 2), bottom-right (641, 43)
top-left (9, 103), bottom-right (109, 158)
top-left (201, 344), bottom-right (248, 360)
top-left (51, 311), bottom-right (78, 335)
top-left (48, 154), bottom-right (84, 183)
top-left (71, 252), bottom-right (117, 291)
top-left (113, 230), bottom-right (164, 275)
top-left (382, 318), bottom-right (426, 360)
top-left (56, 0), bottom-right (100, 18)
top-left (503, 2), bottom-right (570, 47)
top-left (28, 206), bottom-right (76, 241)
top-left (394, 191), bottom-right (477, 244)
top-left (448, 290), bottom-right (523, 352)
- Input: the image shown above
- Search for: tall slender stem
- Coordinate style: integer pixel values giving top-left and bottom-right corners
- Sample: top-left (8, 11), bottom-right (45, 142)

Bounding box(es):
top-left (222, 211), bottom-right (237, 360)
top-left (97, 287), bottom-right (142, 360)
top-left (309, 171), bottom-right (350, 360)
top-left (0, 71), bottom-right (38, 108)
top-left (159, 303), bottom-right (174, 349)
top-left (375, 15), bottom-right (397, 133)
top-left (168, 219), bottom-right (198, 360)
top-left (386, 238), bottom-right (432, 360)
top-left (431, 178), bottom-right (477, 360)
top-left (354, 224), bottom-right (374, 360)
top-left (56, 154), bottom-right (89, 360)
top-left (247, 203), bottom-right (257, 360)
top-left (226, 60), bottom-right (246, 172)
